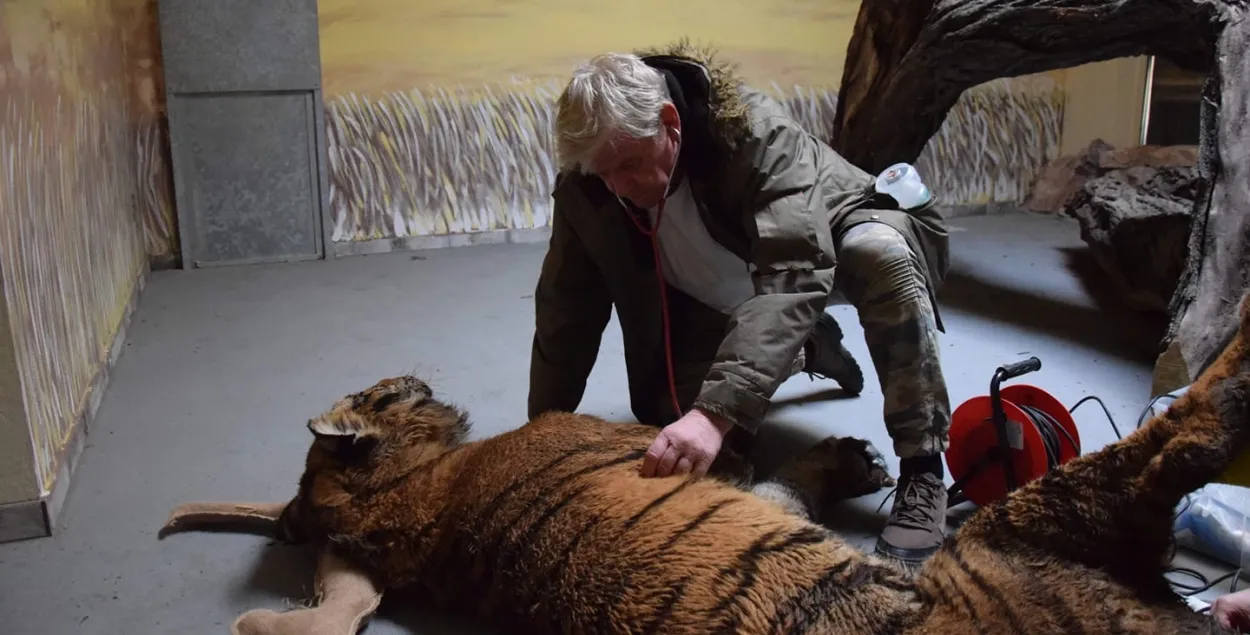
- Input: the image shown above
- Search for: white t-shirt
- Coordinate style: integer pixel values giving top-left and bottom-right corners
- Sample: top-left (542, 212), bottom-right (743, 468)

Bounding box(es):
top-left (646, 179), bottom-right (756, 315)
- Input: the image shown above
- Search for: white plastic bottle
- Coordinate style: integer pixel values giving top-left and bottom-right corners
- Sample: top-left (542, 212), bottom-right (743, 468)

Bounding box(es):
top-left (875, 162), bottom-right (932, 210)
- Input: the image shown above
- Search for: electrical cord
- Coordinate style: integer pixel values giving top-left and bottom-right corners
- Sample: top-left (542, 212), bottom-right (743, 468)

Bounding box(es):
top-left (1066, 390), bottom-right (1183, 442)
top-left (1136, 391), bottom-right (1183, 430)
top-left (1017, 404), bottom-right (1080, 469)
top-left (1068, 395), bottom-right (1123, 440)
top-left (1166, 567), bottom-right (1243, 614)
top-left (1069, 390), bottom-right (1242, 603)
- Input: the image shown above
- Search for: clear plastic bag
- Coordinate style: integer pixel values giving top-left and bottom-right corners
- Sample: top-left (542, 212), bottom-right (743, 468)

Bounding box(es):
top-left (1174, 483), bottom-right (1250, 570)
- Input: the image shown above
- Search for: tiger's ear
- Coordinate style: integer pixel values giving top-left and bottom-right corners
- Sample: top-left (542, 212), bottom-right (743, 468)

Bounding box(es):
top-left (308, 412), bottom-right (381, 464)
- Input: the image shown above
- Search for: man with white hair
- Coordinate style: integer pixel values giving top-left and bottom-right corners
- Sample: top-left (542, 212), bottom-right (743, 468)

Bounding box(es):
top-left (527, 41), bottom-right (952, 563)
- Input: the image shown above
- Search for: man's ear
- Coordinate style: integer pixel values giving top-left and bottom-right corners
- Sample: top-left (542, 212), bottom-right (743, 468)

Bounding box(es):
top-left (308, 412), bottom-right (381, 464)
top-left (660, 101), bottom-right (681, 131)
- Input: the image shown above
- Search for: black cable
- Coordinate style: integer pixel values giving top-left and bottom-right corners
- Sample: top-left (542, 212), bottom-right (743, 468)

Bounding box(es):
top-left (1166, 565), bottom-right (1214, 593)
top-left (1069, 395), bottom-right (1123, 440)
top-left (1067, 391), bottom-right (1184, 441)
top-left (1136, 391), bottom-right (1182, 430)
top-left (1015, 404), bottom-right (1080, 471)
top-left (1167, 568), bottom-right (1244, 598)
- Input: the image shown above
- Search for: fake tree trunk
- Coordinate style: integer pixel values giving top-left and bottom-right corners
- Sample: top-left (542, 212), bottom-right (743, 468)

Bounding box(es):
top-left (831, 0), bottom-right (1247, 394)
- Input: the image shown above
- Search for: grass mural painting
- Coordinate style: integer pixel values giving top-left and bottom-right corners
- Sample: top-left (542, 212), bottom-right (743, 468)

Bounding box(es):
top-left (318, 0), bottom-right (1066, 244)
top-left (0, 0), bottom-right (153, 492)
top-left (325, 80), bottom-right (563, 240)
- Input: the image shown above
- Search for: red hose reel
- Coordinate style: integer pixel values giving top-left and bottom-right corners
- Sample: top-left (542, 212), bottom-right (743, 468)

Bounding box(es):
top-left (944, 357), bottom-right (1082, 507)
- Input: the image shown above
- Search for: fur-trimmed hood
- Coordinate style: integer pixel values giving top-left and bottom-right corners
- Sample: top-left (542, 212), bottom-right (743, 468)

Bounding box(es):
top-left (634, 39), bottom-right (752, 162)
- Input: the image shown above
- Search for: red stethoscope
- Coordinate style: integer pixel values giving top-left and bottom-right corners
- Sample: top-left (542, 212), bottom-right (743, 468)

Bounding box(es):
top-left (616, 133), bottom-right (684, 420)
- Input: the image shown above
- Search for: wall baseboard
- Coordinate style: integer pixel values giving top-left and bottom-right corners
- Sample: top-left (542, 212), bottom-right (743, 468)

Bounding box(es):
top-left (149, 252), bottom-right (181, 271)
top-left (327, 202), bottom-right (1026, 259)
top-left (938, 201), bottom-right (1022, 218)
top-left (331, 226), bottom-right (552, 258)
top-left (0, 263), bottom-right (149, 544)
top-left (0, 496), bottom-right (51, 544)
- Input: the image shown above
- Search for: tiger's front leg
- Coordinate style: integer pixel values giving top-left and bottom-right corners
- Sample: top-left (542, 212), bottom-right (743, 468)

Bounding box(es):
top-left (232, 549), bottom-right (383, 635)
top-left (751, 435), bottom-right (895, 521)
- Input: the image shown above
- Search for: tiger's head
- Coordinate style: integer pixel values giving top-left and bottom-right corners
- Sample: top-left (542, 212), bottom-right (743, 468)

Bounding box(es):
top-left (275, 375), bottom-right (470, 544)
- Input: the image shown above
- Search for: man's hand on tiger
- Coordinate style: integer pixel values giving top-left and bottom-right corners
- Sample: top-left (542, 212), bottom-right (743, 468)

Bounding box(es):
top-left (1213, 588), bottom-right (1250, 632)
top-left (640, 408), bottom-right (733, 479)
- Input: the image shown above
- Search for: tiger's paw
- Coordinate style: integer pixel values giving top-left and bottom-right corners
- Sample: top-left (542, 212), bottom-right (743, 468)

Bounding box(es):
top-left (765, 436), bottom-right (895, 517)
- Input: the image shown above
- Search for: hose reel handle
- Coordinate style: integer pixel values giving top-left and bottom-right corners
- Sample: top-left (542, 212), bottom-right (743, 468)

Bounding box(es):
top-left (989, 356), bottom-right (1041, 494)
top-left (997, 357), bottom-right (1042, 382)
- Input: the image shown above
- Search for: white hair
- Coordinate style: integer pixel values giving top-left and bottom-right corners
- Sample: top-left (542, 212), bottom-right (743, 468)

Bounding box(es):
top-left (555, 52), bottom-right (671, 173)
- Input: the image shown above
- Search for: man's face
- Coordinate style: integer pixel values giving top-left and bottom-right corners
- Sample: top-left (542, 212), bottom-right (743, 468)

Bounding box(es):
top-left (588, 104), bottom-right (681, 210)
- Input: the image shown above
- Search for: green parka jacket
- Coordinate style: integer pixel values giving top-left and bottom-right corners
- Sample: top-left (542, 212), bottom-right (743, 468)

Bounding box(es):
top-left (528, 43), bottom-right (949, 435)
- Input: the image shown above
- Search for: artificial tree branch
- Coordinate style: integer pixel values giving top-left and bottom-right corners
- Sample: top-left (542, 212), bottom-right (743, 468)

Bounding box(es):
top-left (830, 0), bottom-right (1250, 388)
top-left (830, 0), bottom-right (1219, 175)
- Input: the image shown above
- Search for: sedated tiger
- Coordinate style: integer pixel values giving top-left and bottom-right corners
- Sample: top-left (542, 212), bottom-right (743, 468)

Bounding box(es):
top-left (259, 295), bottom-right (1250, 634)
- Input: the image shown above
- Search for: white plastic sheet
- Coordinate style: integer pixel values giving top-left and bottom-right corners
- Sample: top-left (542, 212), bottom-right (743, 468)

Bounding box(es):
top-left (1175, 483), bottom-right (1250, 570)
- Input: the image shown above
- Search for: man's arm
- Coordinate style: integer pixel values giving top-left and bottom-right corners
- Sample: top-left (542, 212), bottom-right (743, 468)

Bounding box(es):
top-left (691, 115), bottom-right (851, 433)
top-left (528, 189), bottom-right (613, 420)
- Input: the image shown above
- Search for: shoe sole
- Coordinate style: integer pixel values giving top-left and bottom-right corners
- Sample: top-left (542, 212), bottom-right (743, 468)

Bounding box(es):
top-left (813, 313), bottom-right (865, 396)
top-left (873, 536), bottom-right (940, 564)
top-left (834, 343), bottom-right (865, 396)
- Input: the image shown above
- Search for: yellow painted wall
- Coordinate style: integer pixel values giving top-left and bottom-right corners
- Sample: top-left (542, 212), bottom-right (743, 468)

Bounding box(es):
top-left (318, 0), bottom-right (857, 95)
top-left (1057, 57), bottom-right (1151, 155)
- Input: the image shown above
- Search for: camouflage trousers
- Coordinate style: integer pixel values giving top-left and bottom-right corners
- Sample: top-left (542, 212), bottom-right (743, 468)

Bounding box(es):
top-left (792, 221), bottom-right (951, 459)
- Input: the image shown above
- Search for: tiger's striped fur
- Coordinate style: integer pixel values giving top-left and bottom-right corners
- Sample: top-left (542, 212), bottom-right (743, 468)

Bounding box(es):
top-left (275, 295), bottom-right (1250, 634)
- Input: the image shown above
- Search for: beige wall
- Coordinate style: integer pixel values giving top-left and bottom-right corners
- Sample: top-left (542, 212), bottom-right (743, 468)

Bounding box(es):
top-left (1058, 57), bottom-right (1151, 155)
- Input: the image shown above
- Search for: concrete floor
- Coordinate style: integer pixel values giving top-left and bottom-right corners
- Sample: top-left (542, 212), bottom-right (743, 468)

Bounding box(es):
top-left (0, 211), bottom-right (1228, 633)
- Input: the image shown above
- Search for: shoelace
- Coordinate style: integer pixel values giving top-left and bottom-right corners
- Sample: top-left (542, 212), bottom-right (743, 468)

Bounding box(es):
top-left (875, 474), bottom-right (942, 529)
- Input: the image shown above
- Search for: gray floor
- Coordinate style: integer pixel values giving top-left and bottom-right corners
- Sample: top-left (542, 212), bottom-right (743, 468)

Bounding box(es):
top-left (0, 212), bottom-right (1227, 633)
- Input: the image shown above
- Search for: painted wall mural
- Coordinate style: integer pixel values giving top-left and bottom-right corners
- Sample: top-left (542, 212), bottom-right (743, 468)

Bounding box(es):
top-left (125, 0), bottom-right (179, 266)
top-left (0, 0), bottom-right (155, 494)
top-left (919, 75), bottom-right (1066, 206)
top-left (317, 0), bottom-right (1067, 244)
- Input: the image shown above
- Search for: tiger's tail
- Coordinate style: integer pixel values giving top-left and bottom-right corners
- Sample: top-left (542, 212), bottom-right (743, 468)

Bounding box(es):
top-left (157, 501), bottom-right (286, 539)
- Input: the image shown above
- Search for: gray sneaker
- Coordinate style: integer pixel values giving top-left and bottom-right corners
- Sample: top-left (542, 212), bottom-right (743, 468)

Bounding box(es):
top-left (804, 312), bottom-right (865, 396)
top-left (874, 471), bottom-right (947, 563)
